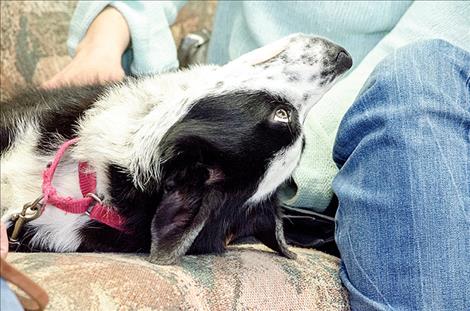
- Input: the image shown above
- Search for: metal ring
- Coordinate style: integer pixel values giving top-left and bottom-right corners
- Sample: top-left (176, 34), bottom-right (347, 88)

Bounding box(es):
top-left (84, 193), bottom-right (102, 216)
top-left (85, 193), bottom-right (102, 204)
top-left (30, 195), bottom-right (45, 207)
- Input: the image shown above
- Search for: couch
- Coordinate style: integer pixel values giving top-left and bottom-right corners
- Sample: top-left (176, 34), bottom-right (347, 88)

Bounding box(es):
top-left (0, 1), bottom-right (349, 310)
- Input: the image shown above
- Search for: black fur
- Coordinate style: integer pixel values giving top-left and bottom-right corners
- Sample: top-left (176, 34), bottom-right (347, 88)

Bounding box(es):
top-left (145, 91), bottom-right (301, 262)
top-left (4, 87), bottom-right (301, 262)
top-left (0, 85), bottom-right (106, 155)
top-left (165, 91), bottom-right (300, 187)
top-left (2, 34), bottom-right (355, 264)
top-left (77, 164), bottom-right (156, 252)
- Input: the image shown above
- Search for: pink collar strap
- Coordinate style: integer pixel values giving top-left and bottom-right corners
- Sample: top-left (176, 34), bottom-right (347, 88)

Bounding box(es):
top-left (41, 138), bottom-right (128, 232)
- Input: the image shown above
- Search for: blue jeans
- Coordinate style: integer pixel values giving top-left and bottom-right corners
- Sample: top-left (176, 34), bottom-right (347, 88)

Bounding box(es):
top-left (1, 278), bottom-right (23, 311)
top-left (333, 39), bottom-right (469, 311)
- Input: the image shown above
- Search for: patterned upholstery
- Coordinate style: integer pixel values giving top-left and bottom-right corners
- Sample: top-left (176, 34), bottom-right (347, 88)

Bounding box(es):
top-left (0, 1), bottom-right (75, 100)
top-left (1, 1), bottom-right (349, 310)
top-left (9, 245), bottom-right (349, 310)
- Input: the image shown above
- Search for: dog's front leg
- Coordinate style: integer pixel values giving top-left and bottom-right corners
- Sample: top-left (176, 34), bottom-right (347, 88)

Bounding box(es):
top-left (252, 205), bottom-right (297, 260)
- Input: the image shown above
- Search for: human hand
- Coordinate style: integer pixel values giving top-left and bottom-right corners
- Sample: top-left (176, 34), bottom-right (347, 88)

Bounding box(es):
top-left (1, 222), bottom-right (8, 258)
top-left (43, 6), bottom-right (130, 89)
top-left (43, 47), bottom-right (125, 89)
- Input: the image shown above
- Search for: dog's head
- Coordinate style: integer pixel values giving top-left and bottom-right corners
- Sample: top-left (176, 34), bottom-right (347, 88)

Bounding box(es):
top-left (132, 34), bottom-right (352, 264)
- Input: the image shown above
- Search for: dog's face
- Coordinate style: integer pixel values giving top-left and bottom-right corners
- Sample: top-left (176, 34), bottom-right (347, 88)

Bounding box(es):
top-left (123, 34), bottom-right (352, 264)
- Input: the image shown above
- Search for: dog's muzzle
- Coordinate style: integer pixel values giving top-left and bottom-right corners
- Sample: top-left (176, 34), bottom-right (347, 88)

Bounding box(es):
top-left (230, 33), bottom-right (353, 74)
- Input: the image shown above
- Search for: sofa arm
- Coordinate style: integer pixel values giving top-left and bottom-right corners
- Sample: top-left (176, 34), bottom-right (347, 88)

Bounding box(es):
top-left (8, 244), bottom-right (349, 310)
top-left (0, 1), bottom-right (77, 100)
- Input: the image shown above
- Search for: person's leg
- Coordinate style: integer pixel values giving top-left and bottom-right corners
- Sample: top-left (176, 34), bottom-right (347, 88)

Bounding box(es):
top-left (333, 39), bottom-right (470, 311)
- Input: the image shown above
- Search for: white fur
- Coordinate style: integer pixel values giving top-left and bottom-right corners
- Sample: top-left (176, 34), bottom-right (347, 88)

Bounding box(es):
top-left (1, 35), bottom-right (348, 251)
top-left (247, 136), bottom-right (304, 204)
top-left (1, 124), bottom-right (87, 251)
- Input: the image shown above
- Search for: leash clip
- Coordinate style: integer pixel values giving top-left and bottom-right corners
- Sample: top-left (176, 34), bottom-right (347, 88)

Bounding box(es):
top-left (9, 195), bottom-right (44, 246)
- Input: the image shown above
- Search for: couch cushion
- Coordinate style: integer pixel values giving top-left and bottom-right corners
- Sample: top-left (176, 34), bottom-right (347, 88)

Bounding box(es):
top-left (0, 1), bottom-right (76, 100)
top-left (8, 244), bottom-right (349, 310)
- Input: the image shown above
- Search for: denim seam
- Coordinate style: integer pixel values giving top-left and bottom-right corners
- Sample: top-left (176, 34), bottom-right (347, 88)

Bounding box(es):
top-left (406, 50), bottom-right (428, 310)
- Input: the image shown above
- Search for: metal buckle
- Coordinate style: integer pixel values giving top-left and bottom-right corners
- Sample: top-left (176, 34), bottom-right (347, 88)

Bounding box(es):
top-left (84, 193), bottom-right (102, 216)
top-left (9, 195), bottom-right (44, 245)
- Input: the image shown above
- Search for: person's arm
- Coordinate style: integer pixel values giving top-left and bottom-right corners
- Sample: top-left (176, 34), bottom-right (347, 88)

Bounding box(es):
top-left (290, 1), bottom-right (470, 210)
top-left (44, 1), bottom-right (187, 88)
top-left (43, 6), bottom-right (130, 88)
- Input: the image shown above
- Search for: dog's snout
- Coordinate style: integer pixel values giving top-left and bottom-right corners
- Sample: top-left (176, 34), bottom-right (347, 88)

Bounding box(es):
top-left (335, 49), bottom-right (353, 73)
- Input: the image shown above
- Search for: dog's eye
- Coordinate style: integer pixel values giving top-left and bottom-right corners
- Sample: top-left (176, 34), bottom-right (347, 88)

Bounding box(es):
top-left (273, 108), bottom-right (289, 123)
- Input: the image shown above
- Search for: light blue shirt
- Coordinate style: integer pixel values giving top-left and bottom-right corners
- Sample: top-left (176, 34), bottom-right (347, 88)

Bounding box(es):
top-left (69, 1), bottom-right (412, 74)
top-left (69, 1), bottom-right (470, 211)
top-left (208, 1), bottom-right (412, 66)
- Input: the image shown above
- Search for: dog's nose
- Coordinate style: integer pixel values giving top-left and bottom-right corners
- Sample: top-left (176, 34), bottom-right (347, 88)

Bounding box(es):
top-left (335, 49), bottom-right (353, 73)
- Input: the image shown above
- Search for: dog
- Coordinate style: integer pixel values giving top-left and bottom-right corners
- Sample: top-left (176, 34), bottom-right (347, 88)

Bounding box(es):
top-left (0, 34), bottom-right (352, 264)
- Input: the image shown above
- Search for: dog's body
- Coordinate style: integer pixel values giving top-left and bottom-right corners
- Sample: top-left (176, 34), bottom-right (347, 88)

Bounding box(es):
top-left (1, 35), bottom-right (352, 264)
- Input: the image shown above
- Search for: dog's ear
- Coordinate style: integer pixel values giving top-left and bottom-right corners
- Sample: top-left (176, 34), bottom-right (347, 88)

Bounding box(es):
top-left (148, 138), bottom-right (225, 265)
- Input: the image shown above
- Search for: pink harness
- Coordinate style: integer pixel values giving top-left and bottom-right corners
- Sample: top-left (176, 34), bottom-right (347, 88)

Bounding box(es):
top-left (41, 138), bottom-right (127, 232)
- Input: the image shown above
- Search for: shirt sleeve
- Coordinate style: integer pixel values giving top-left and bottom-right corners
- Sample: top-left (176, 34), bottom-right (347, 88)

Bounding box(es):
top-left (288, 1), bottom-right (470, 211)
top-left (67, 1), bottom-right (187, 75)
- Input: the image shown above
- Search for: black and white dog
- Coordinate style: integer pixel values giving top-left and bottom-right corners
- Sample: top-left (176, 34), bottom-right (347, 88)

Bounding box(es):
top-left (0, 34), bottom-right (352, 264)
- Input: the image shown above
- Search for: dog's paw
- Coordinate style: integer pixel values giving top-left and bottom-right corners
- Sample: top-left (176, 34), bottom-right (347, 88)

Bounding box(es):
top-left (280, 246), bottom-right (297, 260)
top-left (148, 253), bottom-right (180, 265)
